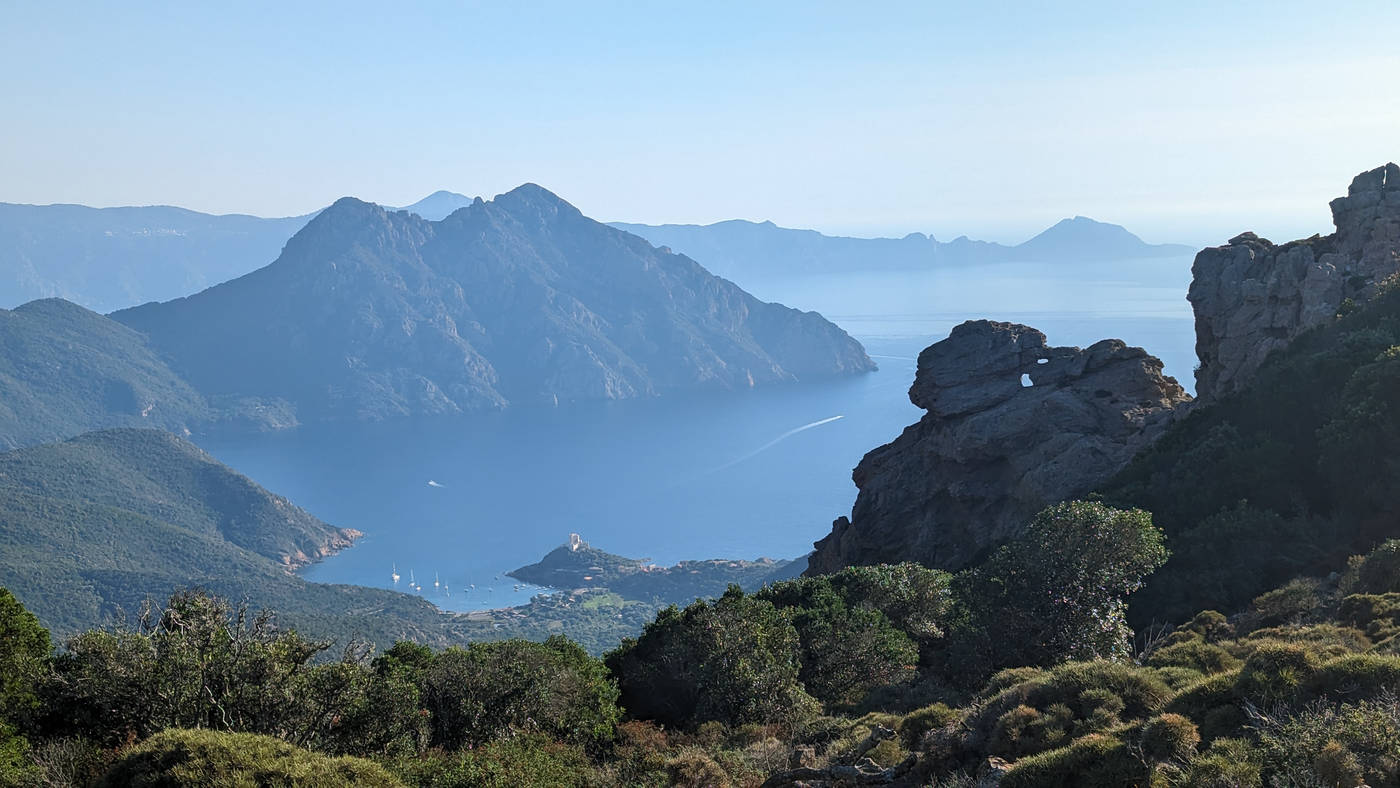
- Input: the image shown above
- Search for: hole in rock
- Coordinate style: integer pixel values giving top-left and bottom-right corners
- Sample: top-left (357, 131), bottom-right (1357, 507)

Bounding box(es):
top-left (1037, 358), bottom-right (1049, 364)
top-left (1020, 373), bottom-right (1033, 388)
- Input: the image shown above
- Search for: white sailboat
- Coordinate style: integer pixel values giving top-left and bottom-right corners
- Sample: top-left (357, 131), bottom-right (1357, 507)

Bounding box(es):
top-left (434, 572), bottom-right (440, 588)
top-left (391, 564), bottom-right (400, 584)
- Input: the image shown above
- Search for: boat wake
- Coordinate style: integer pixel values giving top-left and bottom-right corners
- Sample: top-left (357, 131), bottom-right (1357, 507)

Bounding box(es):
top-left (705, 415), bottom-right (845, 474)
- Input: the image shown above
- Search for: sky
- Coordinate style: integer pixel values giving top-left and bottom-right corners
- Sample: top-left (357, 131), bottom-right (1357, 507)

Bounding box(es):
top-left (2, 1), bottom-right (1397, 247)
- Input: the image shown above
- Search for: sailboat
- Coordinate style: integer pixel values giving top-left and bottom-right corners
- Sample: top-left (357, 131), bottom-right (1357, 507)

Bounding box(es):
top-left (391, 564), bottom-right (400, 584)
top-left (434, 572), bottom-right (440, 588)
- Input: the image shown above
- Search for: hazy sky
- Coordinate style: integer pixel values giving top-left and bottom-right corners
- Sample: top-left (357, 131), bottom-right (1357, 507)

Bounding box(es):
top-left (3, 1), bottom-right (1397, 246)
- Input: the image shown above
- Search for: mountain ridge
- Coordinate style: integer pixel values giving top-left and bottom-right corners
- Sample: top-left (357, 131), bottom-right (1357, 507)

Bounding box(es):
top-left (111, 185), bottom-right (874, 424)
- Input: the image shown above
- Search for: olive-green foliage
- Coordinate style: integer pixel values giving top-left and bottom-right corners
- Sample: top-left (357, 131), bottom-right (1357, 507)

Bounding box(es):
top-left (420, 636), bottom-right (619, 752)
top-left (1178, 737), bottom-right (1262, 788)
top-left (1107, 285), bottom-right (1400, 626)
top-left (1246, 577), bottom-right (1323, 630)
top-left (98, 728), bottom-right (403, 787)
top-left (998, 733), bottom-right (1140, 788)
top-left (1138, 713), bottom-right (1200, 763)
top-left (388, 734), bottom-right (594, 788)
top-left (1145, 640), bottom-right (1241, 675)
top-left (1164, 671), bottom-right (1245, 742)
top-left (757, 570), bottom-right (923, 709)
top-left (47, 591), bottom-right (376, 749)
top-left (1339, 593), bottom-right (1400, 646)
top-left (1343, 539), bottom-right (1400, 595)
top-left (899, 702), bottom-right (958, 748)
top-left (1299, 654), bottom-right (1400, 704)
top-left (0, 588), bottom-right (50, 727)
top-left (607, 586), bottom-right (817, 729)
top-left (1252, 698), bottom-right (1400, 788)
top-left (950, 501), bottom-right (1168, 678)
top-left (1236, 643), bottom-right (1321, 705)
top-left (0, 721), bottom-right (37, 788)
top-left (970, 661), bottom-right (1172, 760)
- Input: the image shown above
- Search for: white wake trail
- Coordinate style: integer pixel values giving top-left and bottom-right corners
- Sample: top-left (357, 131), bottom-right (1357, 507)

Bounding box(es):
top-left (707, 415), bottom-right (845, 473)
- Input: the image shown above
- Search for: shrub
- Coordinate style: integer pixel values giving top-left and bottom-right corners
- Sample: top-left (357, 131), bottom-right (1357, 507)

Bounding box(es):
top-left (420, 636), bottom-right (619, 752)
top-left (0, 587), bottom-right (50, 726)
top-left (390, 734), bottom-right (594, 787)
top-left (1146, 640), bottom-right (1241, 675)
top-left (1252, 697), bottom-right (1400, 788)
top-left (1300, 654), bottom-right (1400, 704)
top-left (999, 733), bottom-right (1139, 788)
top-left (899, 702), bottom-right (958, 748)
top-left (0, 722), bottom-right (37, 788)
top-left (1236, 643), bottom-right (1320, 705)
top-left (971, 661), bottom-right (1171, 759)
top-left (1179, 737), bottom-right (1263, 787)
top-left (98, 728), bottom-right (402, 787)
top-left (1238, 624), bottom-right (1371, 659)
top-left (1138, 713), bottom-right (1200, 763)
top-left (1246, 578), bottom-right (1322, 630)
top-left (1339, 593), bottom-right (1400, 645)
top-left (607, 586), bottom-right (817, 729)
top-left (666, 745), bottom-right (730, 787)
top-left (950, 502), bottom-right (1168, 677)
top-left (1164, 671), bottom-right (1243, 742)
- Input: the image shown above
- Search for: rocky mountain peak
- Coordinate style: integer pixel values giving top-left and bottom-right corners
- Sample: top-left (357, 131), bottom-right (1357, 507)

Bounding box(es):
top-left (1191, 163), bottom-right (1400, 401)
top-left (807, 320), bottom-right (1188, 575)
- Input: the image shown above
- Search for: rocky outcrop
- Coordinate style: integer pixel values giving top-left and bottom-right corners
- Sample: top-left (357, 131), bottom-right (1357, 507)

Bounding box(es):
top-left (807, 320), bottom-right (1189, 574)
top-left (1191, 163), bottom-right (1400, 400)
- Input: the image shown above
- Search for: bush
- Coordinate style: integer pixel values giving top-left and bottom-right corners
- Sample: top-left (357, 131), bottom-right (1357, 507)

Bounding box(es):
top-left (1246, 578), bottom-right (1322, 630)
top-left (420, 636), bottom-right (619, 752)
top-left (1179, 737), bottom-right (1263, 787)
top-left (949, 502), bottom-right (1168, 678)
top-left (98, 728), bottom-right (403, 787)
top-left (1164, 671), bottom-right (1244, 742)
top-left (607, 586), bottom-right (817, 729)
top-left (665, 745), bottom-right (730, 787)
top-left (1339, 593), bottom-right (1400, 647)
top-left (0, 587), bottom-right (50, 726)
top-left (999, 733), bottom-right (1139, 788)
top-left (389, 734), bottom-right (595, 787)
top-left (899, 702), bottom-right (958, 748)
top-left (1146, 640), bottom-right (1241, 675)
top-left (970, 661), bottom-right (1171, 759)
top-left (1342, 540), bottom-right (1400, 595)
top-left (1236, 643), bottom-right (1320, 705)
top-left (1253, 697), bottom-right (1400, 788)
top-left (1138, 713), bottom-right (1200, 763)
top-left (1300, 654), bottom-right (1400, 704)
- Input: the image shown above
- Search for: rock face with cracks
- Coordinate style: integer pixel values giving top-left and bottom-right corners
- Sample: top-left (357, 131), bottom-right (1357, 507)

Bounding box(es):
top-left (807, 320), bottom-right (1188, 575)
top-left (1190, 162), bottom-right (1400, 401)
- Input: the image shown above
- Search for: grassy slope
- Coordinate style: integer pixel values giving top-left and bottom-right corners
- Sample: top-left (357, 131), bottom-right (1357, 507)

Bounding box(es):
top-left (0, 299), bottom-right (208, 450)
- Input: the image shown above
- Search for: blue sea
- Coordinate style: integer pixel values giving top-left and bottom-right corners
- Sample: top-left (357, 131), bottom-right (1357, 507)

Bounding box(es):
top-left (200, 256), bottom-right (1196, 612)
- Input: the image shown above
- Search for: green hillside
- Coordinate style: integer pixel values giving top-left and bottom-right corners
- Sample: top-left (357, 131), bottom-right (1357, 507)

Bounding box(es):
top-left (1105, 278), bottom-right (1400, 627)
top-left (0, 300), bottom-right (208, 450)
top-left (0, 428), bottom-right (465, 647)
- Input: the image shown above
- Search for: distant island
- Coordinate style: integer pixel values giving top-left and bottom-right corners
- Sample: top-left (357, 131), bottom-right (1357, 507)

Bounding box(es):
top-left (610, 215), bottom-right (1194, 281)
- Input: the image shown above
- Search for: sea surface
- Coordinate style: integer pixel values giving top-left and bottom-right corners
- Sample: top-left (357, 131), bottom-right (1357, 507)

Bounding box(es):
top-left (201, 256), bottom-right (1197, 612)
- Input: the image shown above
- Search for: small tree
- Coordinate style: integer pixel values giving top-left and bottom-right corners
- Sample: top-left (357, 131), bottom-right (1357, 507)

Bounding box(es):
top-left (607, 586), bottom-right (817, 729)
top-left (420, 636), bottom-right (619, 752)
top-left (950, 501), bottom-right (1168, 678)
top-left (0, 588), bottom-right (50, 727)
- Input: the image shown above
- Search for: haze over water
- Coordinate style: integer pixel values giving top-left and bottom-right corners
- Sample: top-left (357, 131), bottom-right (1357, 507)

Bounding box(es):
top-left (201, 256), bottom-right (1195, 612)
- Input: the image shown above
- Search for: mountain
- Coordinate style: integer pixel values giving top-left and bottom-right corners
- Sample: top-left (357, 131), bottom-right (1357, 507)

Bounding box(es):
top-left (391, 190), bottom-right (477, 221)
top-left (0, 299), bottom-right (210, 450)
top-left (609, 216), bottom-right (1193, 280)
top-left (0, 189), bottom-right (475, 313)
top-left (0, 202), bottom-right (311, 312)
top-left (112, 185), bottom-right (874, 423)
top-left (0, 428), bottom-right (460, 645)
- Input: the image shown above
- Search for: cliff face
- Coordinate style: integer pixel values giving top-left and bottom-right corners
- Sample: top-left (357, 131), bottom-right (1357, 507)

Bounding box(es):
top-left (114, 186), bottom-right (874, 423)
top-left (1191, 163), bottom-right (1400, 401)
top-left (807, 320), bottom-right (1188, 574)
